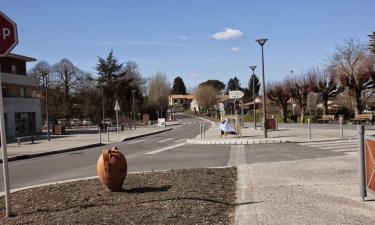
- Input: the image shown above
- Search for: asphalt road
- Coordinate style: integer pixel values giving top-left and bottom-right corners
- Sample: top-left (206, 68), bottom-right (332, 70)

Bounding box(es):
top-left (0, 114), bottom-right (225, 191)
top-left (0, 114), bottom-right (359, 192)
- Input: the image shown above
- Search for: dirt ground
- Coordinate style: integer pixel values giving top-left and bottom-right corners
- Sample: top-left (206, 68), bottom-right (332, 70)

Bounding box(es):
top-left (0, 168), bottom-right (236, 225)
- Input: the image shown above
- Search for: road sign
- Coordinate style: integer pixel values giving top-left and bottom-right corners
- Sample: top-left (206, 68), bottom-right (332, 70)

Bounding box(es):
top-left (229, 90), bottom-right (244, 99)
top-left (0, 11), bottom-right (18, 57)
top-left (114, 100), bottom-right (120, 111)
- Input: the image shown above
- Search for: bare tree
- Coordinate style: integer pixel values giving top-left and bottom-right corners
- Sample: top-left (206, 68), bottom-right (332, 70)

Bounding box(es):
top-left (310, 67), bottom-right (343, 115)
top-left (194, 85), bottom-right (217, 114)
top-left (290, 74), bottom-right (314, 123)
top-left (52, 59), bottom-right (81, 118)
top-left (267, 79), bottom-right (291, 123)
top-left (330, 39), bottom-right (375, 114)
top-left (147, 72), bottom-right (169, 117)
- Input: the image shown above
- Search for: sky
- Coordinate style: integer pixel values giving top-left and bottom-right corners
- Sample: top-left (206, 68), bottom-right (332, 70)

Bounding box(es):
top-left (1, 0), bottom-right (374, 91)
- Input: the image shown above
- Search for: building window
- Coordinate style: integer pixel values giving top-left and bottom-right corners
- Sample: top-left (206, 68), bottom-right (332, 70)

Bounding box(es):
top-left (174, 99), bottom-right (177, 103)
top-left (11, 65), bottom-right (17, 74)
top-left (21, 87), bottom-right (26, 97)
top-left (15, 112), bottom-right (36, 137)
top-left (2, 86), bottom-right (8, 97)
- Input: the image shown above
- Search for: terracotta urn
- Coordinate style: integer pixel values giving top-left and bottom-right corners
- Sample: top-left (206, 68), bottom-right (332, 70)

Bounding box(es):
top-left (97, 146), bottom-right (127, 191)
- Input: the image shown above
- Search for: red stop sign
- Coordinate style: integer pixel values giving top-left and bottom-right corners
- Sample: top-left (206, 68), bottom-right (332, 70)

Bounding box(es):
top-left (0, 11), bottom-right (18, 57)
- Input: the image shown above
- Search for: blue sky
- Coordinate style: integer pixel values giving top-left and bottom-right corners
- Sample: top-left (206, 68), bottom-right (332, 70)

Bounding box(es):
top-left (1, 0), bottom-right (374, 91)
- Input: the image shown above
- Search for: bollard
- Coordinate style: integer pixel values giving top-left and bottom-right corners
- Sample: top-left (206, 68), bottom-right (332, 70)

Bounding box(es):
top-left (308, 119), bottom-right (311, 140)
top-left (99, 126), bottom-right (102, 144)
top-left (275, 115), bottom-right (278, 131)
top-left (339, 116), bottom-right (344, 139)
top-left (357, 125), bottom-right (367, 200)
top-left (107, 127), bottom-right (110, 143)
top-left (203, 123), bottom-right (206, 138)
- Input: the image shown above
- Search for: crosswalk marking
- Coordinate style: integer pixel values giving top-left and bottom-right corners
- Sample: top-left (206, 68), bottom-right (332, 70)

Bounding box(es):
top-left (299, 140), bottom-right (358, 156)
top-left (157, 138), bottom-right (175, 143)
top-left (173, 139), bottom-right (186, 143)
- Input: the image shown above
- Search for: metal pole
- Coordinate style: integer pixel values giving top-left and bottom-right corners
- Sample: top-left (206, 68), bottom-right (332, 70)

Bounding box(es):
top-left (357, 125), bottom-right (367, 200)
top-left (116, 109), bottom-right (119, 136)
top-left (250, 66), bottom-right (257, 130)
top-left (200, 124), bottom-right (202, 138)
top-left (45, 75), bottom-right (50, 141)
top-left (99, 126), bottom-right (101, 144)
top-left (102, 87), bottom-right (105, 125)
top-left (234, 99), bottom-right (238, 138)
top-left (275, 115), bottom-right (278, 131)
top-left (260, 45), bottom-right (267, 138)
top-left (0, 72), bottom-right (12, 217)
top-left (340, 116), bottom-right (343, 139)
top-left (203, 123), bottom-right (205, 138)
top-left (107, 126), bottom-right (110, 143)
top-left (241, 101), bottom-right (244, 128)
top-left (308, 118), bottom-right (311, 140)
top-left (132, 91), bottom-right (136, 130)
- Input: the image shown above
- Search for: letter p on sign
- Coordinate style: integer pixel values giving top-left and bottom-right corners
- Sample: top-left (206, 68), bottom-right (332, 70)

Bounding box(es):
top-left (0, 11), bottom-right (18, 57)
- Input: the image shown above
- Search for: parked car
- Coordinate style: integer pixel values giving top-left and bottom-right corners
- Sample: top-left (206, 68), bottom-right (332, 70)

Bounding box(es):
top-left (82, 118), bottom-right (93, 126)
top-left (58, 119), bottom-right (67, 126)
top-left (70, 118), bottom-right (81, 126)
top-left (104, 118), bottom-right (113, 126)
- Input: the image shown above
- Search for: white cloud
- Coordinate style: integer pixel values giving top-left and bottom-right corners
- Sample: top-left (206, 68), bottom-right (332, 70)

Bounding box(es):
top-left (178, 35), bottom-right (188, 40)
top-left (189, 73), bottom-right (199, 79)
top-left (231, 47), bottom-right (240, 52)
top-left (211, 28), bottom-right (244, 40)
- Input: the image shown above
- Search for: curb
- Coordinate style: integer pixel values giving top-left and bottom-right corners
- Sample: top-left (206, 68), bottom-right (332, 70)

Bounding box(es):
top-left (1, 128), bottom-right (174, 163)
top-left (186, 137), bottom-right (356, 145)
top-left (0, 143), bottom-right (104, 163)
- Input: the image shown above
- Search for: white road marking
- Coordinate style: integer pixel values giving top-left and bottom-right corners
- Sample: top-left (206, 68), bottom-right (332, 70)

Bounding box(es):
top-left (144, 142), bottom-right (186, 155)
top-left (173, 139), bottom-right (186, 143)
top-left (127, 139), bottom-right (148, 144)
top-left (157, 138), bottom-right (174, 143)
top-left (144, 138), bottom-right (160, 142)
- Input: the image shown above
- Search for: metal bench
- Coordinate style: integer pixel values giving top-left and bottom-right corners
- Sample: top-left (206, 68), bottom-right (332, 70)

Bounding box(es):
top-left (351, 114), bottom-right (373, 124)
top-left (317, 115), bottom-right (335, 124)
top-left (15, 136), bottom-right (35, 145)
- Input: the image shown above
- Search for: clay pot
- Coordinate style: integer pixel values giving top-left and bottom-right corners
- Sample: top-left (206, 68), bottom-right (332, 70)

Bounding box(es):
top-left (97, 146), bottom-right (127, 191)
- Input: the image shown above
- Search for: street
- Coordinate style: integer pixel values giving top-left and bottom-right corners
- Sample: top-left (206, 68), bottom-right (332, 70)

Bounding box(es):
top-left (0, 114), bottom-right (360, 192)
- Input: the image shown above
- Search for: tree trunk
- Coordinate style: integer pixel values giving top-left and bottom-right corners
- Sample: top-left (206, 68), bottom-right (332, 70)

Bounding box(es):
top-left (353, 91), bottom-right (362, 115)
top-left (300, 108), bottom-right (305, 124)
top-left (282, 104), bottom-right (288, 123)
top-left (323, 100), bottom-right (328, 115)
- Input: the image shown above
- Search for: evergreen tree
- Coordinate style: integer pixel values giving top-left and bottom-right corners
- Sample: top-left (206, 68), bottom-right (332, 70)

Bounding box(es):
top-left (96, 50), bottom-right (127, 118)
top-left (369, 32), bottom-right (375, 55)
top-left (226, 77), bottom-right (241, 93)
top-left (199, 80), bottom-right (225, 92)
top-left (171, 76), bottom-right (187, 94)
top-left (244, 74), bottom-right (261, 101)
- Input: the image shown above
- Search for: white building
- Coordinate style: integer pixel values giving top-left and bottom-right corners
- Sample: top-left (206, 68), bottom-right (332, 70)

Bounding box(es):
top-left (0, 53), bottom-right (41, 137)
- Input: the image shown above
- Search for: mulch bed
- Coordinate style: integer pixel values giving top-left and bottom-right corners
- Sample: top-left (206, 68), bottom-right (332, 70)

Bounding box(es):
top-left (0, 168), bottom-right (236, 225)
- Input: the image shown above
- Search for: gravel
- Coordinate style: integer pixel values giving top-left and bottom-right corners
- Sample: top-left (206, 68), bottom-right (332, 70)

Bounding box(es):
top-left (0, 167), bottom-right (236, 225)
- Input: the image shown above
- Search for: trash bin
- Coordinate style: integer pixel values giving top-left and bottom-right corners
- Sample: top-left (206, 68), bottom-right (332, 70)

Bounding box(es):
top-left (52, 125), bottom-right (65, 135)
top-left (265, 118), bottom-right (276, 130)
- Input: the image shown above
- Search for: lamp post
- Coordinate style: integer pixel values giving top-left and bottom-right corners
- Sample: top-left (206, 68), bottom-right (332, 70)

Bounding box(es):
top-left (160, 94), bottom-right (163, 118)
top-left (132, 90), bottom-right (136, 130)
top-left (256, 38), bottom-right (268, 138)
top-left (101, 86), bottom-right (105, 125)
top-left (42, 70), bottom-right (50, 141)
top-left (250, 65), bottom-right (257, 130)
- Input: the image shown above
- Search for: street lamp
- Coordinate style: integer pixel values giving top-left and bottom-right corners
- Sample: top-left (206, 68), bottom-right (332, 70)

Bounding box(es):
top-left (41, 70), bottom-right (50, 141)
top-left (256, 38), bottom-right (268, 138)
top-left (250, 65), bottom-right (257, 130)
top-left (132, 90), bottom-right (136, 130)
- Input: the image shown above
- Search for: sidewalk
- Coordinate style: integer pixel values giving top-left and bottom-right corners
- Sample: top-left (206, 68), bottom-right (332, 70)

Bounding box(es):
top-left (0, 124), bottom-right (176, 162)
top-left (187, 122), bottom-right (375, 145)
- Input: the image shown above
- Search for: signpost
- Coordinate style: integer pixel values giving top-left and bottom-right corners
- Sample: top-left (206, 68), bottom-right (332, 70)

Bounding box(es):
top-left (229, 90), bottom-right (244, 135)
top-left (0, 10), bottom-right (18, 217)
top-left (114, 100), bottom-right (120, 136)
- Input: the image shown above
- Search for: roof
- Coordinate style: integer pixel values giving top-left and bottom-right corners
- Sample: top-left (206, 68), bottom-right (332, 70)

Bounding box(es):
top-left (5, 53), bottom-right (37, 62)
top-left (169, 94), bottom-right (194, 100)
